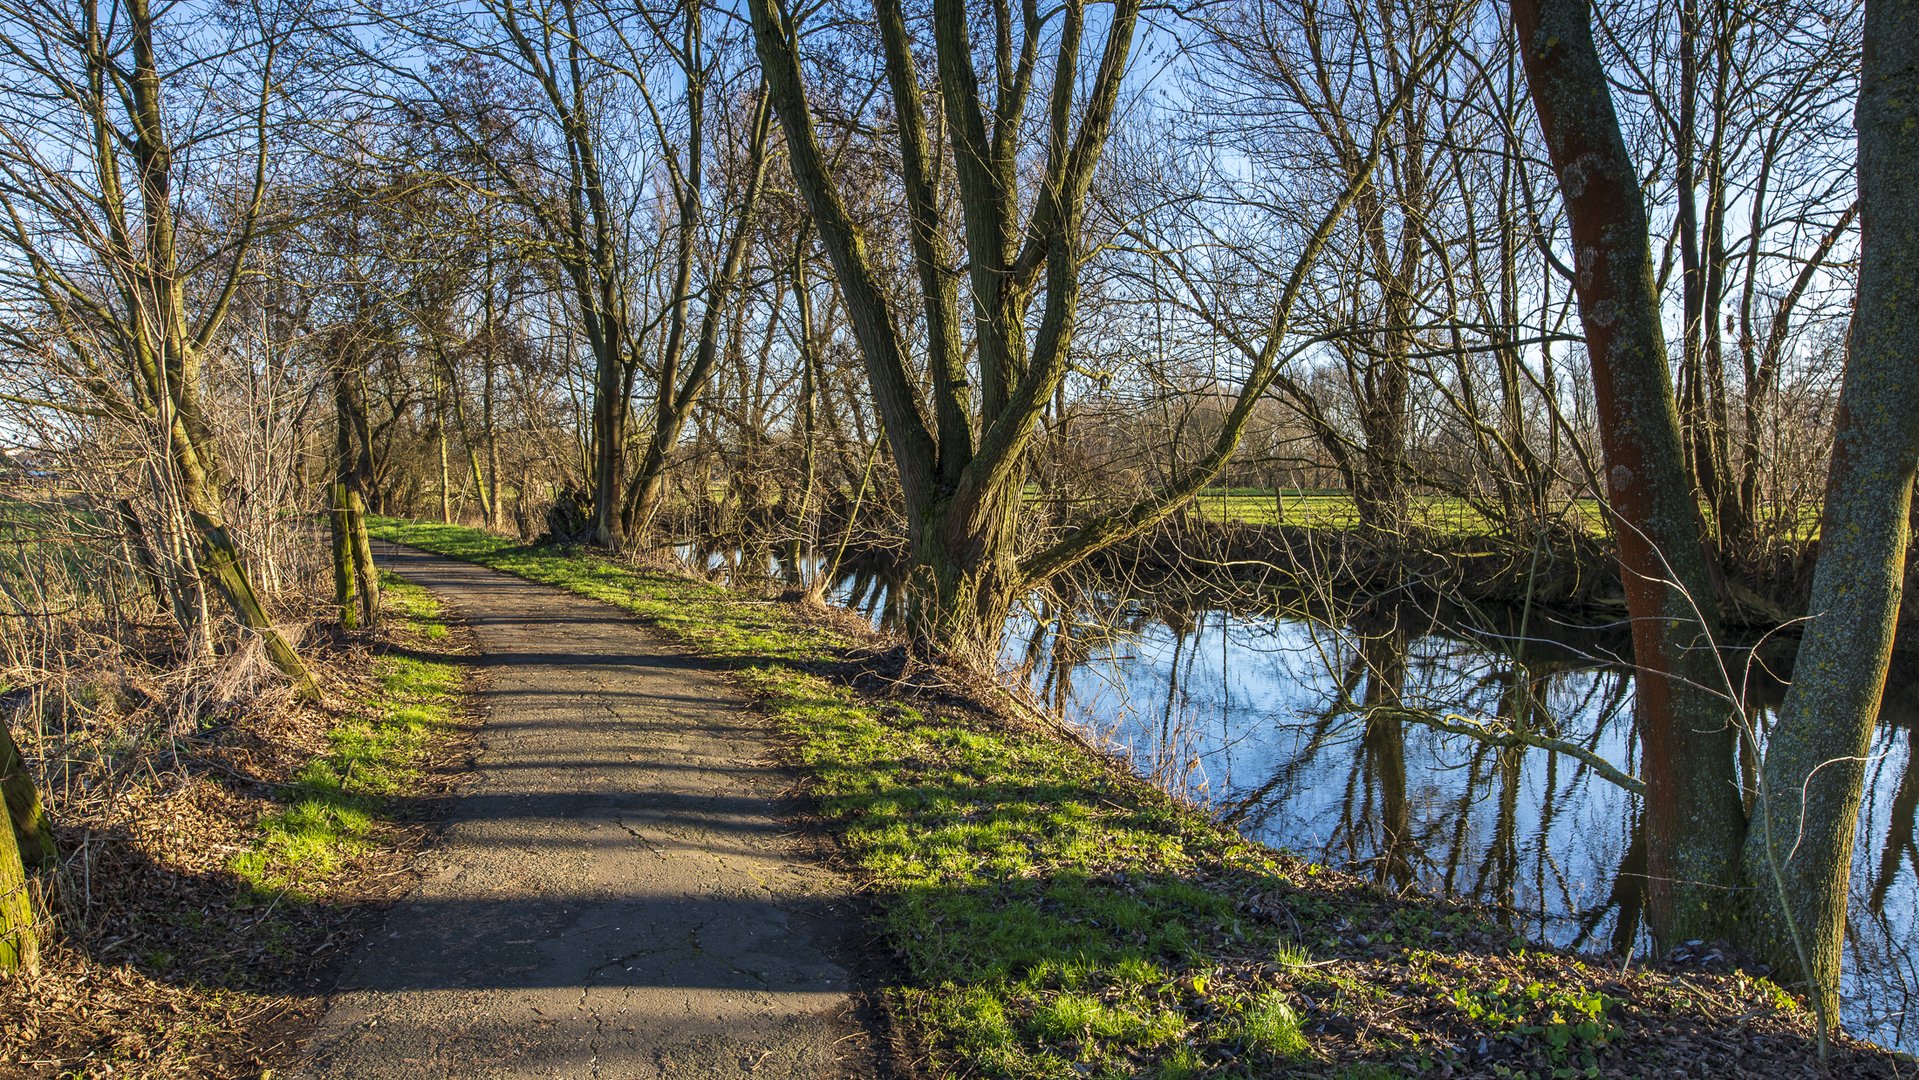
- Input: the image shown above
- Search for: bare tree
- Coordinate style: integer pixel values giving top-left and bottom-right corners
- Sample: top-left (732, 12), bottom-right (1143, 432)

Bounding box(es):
top-left (0, 0), bottom-right (317, 692)
top-left (748, 0), bottom-right (1456, 662)
top-left (1741, 0), bottom-right (1919, 1023)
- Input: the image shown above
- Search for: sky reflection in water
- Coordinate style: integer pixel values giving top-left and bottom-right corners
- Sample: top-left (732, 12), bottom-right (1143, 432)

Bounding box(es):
top-left (682, 545), bottom-right (1919, 1050)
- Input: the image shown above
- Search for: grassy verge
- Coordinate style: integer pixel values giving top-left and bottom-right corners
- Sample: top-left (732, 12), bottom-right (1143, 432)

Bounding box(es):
top-left (232, 573), bottom-right (462, 900)
top-left (1, 565), bottom-right (475, 1077)
top-left (368, 517), bottom-right (1894, 1078)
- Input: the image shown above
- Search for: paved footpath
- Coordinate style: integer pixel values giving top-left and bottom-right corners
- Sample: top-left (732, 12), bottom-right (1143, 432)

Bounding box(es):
top-left (295, 544), bottom-right (868, 1080)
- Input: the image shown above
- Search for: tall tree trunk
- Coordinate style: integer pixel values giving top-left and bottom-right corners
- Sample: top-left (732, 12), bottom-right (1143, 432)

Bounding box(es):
top-left (1512, 0), bottom-right (1746, 946)
top-left (589, 341), bottom-right (626, 549)
top-left (345, 486), bottom-right (377, 627)
top-left (437, 376), bottom-right (452, 524)
top-left (484, 350), bottom-right (501, 532)
top-left (790, 237), bottom-right (821, 580)
top-left (0, 802), bottom-right (36, 973)
top-left (1741, 0), bottom-right (1919, 1023)
top-left (190, 499), bottom-right (316, 694)
top-left (483, 249), bottom-right (503, 532)
top-left (0, 722), bottom-right (54, 873)
top-left (330, 479), bottom-right (358, 630)
top-left (750, 0), bottom-right (1138, 662)
top-left (334, 357), bottom-right (378, 628)
top-left (623, 465), bottom-right (672, 543)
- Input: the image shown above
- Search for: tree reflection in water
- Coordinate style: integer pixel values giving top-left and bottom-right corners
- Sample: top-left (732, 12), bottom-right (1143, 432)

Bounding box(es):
top-left (998, 583), bottom-right (1919, 1052)
top-left (673, 544), bottom-right (1919, 1051)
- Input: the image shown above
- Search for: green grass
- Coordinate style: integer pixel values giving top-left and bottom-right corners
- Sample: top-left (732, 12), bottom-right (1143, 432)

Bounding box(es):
top-left (1237, 989), bottom-right (1311, 1057)
top-left (364, 517), bottom-right (1823, 1077)
top-left (230, 573), bottom-right (462, 899)
top-left (1185, 487), bottom-right (1612, 535)
top-left (1184, 487), bottom-right (1828, 546)
top-left (1190, 488), bottom-right (1371, 529)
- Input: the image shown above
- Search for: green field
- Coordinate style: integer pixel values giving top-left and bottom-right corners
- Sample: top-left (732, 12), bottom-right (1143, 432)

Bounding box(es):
top-left (1185, 487), bottom-right (1610, 535)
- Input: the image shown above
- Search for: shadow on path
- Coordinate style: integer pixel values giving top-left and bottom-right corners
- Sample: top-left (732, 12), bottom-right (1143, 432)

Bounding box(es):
top-left (294, 544), bottom-right (871, 1080)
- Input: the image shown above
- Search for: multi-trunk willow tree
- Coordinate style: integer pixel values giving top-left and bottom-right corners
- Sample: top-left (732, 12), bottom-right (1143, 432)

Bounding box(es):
top-left (748, 0), bottom-right (1453, 663)
top-left (1516, 0), bottom-right (1909, 1025)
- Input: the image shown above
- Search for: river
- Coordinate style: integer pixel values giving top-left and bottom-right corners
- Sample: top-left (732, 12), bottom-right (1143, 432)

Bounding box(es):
top-left (683, 544), bottom-right (1919, 1051)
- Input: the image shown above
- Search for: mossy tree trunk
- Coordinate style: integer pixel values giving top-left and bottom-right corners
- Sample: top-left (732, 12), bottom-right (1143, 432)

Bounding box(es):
top-left (1511, 0), bottom-right (1747, 947)
top-left (904, 477), bottom-right (1028, 667)
top-left (332, 346), bottom-right (378, 629)
top-left (346, 486), bottom-right (378, 628)
top-left (0, 724), bottom-right (47, 973)
top-left (330, 480), bottom-right (358, 630)
top-left (1741, 0), bottom-right (1919, 1022)
top-left (0, 810), bottom-right (36, 973)
top-left (0, 722), bottom-right (54, 873)
top-left (750, 0), bottom-right (1417, 665)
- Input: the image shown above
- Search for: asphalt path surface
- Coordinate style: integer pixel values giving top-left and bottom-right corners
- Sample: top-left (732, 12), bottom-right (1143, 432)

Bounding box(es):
top-left (295, 544), bottom-right (869, 1080)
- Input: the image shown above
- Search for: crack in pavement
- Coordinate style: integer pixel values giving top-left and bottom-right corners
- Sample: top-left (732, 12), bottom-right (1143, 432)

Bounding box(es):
top-left (611, 816), bottom-right (671, 859)
top-left (293, 544), bottom-right (869, 1080)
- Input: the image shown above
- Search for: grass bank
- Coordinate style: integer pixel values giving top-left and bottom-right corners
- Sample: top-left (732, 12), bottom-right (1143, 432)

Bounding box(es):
top-left (231, 573), bottom-right (464, 899)
top-left (370, 518), bottom-right (1898, 1079)
top-left (0, 569), bottom-right (474, 1078)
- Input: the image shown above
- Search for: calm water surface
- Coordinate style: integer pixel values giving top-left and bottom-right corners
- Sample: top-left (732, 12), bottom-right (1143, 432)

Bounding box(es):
top-left (681, 544), bottom-right (1919, 1050)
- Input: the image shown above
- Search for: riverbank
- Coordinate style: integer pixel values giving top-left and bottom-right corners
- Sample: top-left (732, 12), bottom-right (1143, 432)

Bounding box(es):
top-left (0, 573), bottom-right (475, 1077)
top-left (369, 518), bottom-right (1906, 1077)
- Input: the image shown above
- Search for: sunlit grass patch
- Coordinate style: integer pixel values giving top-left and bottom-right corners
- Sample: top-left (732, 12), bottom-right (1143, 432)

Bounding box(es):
top-left (230, 798), bottom-right (375, 896)
top-left (1237, 989), bottom-right (1310, 1057)
top-left (1186, 486), bottom-right (1613, 537)
top-left (230, 573), bottom-right (461, 900)
top-left (364, 518), bottom-right (1837, 1078)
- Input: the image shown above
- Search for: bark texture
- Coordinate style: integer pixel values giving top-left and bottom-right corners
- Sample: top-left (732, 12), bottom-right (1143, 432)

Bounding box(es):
top-left (0, 722), bottom-right (54, 873)
top-left (0, 725), bottom-right (39, 971)
top-left (0, 820), bottom-right (34, 973)
top-left (1741, 0), bottom-right (1919, 1021)
top-left (1511, 0), bottom-right (1746, 945)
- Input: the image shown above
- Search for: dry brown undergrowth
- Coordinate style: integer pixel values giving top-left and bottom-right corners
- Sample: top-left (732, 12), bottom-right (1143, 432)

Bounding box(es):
top-left (0, 608), bottom-right (476, 1079)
